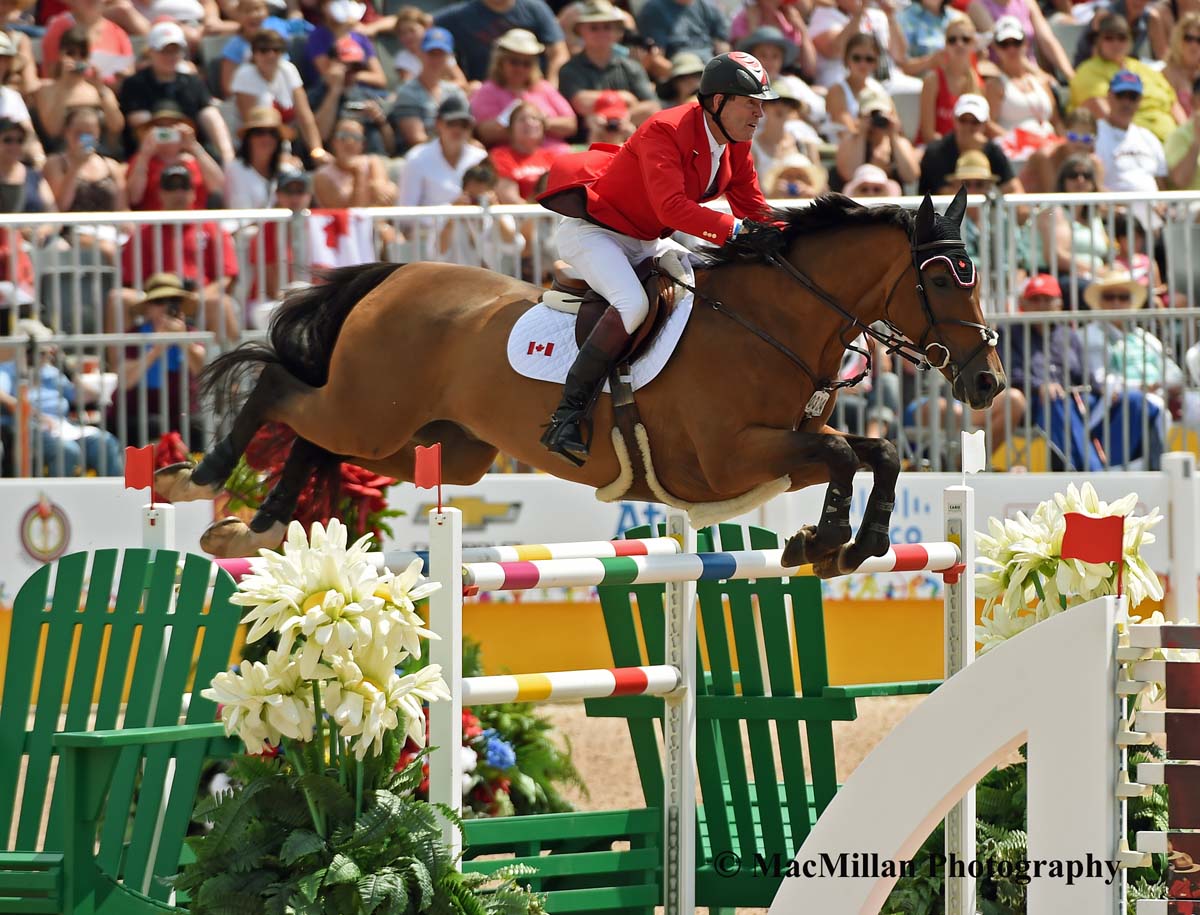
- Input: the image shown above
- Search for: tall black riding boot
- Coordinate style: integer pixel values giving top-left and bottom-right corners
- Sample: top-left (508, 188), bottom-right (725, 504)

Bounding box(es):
top-left (540, 305), bottom-right (631, 466)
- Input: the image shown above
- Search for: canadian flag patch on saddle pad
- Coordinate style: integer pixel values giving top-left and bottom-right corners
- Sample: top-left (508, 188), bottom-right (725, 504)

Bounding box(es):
top-left (506, 292), bottom-right (694, 392)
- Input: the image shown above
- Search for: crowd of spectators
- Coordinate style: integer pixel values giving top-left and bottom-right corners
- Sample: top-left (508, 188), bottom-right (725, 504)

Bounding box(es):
top-left (0, 0), bottom-right (1197, 476)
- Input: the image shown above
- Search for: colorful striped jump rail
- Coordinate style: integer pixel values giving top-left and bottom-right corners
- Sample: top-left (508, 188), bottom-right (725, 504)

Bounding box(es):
top-left (214, 536), bottom-right (681, 581)
top-left (461, 664), bottom-right (681, 705)
top-left (462, 541), bottom-right (962, 593)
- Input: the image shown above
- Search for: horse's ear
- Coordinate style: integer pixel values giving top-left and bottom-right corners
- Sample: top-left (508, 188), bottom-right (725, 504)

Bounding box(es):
top-left (944, 186), bottom-right (968, 228)
top-left (915, 194), bottom-right (936, 242)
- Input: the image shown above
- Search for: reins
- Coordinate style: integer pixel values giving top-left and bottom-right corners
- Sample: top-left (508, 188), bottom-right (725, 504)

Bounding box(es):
top-left (674, 229), bottom-right (998, 419)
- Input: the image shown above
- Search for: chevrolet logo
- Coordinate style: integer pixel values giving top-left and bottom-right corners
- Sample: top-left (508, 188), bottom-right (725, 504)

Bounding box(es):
top-left (417, 496), bottom-right (521, 530)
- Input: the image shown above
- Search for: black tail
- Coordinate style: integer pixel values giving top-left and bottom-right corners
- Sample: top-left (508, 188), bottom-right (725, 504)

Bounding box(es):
top-left (198, 262), bottom-right (405, 513)
top-left (201, 261), bottom-right (405, 420)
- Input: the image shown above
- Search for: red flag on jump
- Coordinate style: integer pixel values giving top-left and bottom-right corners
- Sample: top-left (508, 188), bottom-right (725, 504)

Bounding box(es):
top-left (1061, 512), bottom-right (1126, 597)
top-left (413, 443), bottom-right (442, 512)
top-left (124, 445), bottom-right (155, 494)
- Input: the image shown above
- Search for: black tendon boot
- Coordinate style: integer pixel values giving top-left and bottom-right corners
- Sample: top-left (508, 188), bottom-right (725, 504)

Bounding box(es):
top-left (540, 305), bottom-right (631, 465)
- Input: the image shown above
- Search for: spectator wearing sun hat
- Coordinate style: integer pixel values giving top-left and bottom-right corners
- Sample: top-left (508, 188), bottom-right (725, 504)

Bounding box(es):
top-left (559, 0), bottom-right (658, 139)
top-left (119, 22), bottom-right (235, 163)
top-left (433, 0), bottom-right (566, 85)
top-left (125, 101), bottom-right (226, 210)
top-left (663, 51), bottom-right (703, 106)
top-left (389, 26), bottom-right (468, 152)
top-left (473, 29), bottom-right (576, 146)
top-left (843, 162), bottom-right (901, 196)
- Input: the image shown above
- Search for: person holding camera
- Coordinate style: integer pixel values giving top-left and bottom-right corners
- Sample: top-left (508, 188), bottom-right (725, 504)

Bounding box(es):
top-left (118, 22), bottom-right (235, 164)
top-left (34, 26), bottom-right (122, 153)
top-left (124, 102), bottom-right (226, 209)
top-left (438, 162), bottom-right (523, 269)
top-left (43, 107), bottom-right (128, 261)
top-left (311, 33), bottom-right (394, 155)
top-left (117, 166), bottom-right (240, 341)
top-left (833, 84), bottom-right (918, 189)
top-left (106, 273), bottom-right (209, 448)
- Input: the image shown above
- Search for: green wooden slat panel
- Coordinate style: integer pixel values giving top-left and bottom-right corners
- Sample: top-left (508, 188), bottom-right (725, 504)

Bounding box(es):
top-left (823, 680), bottom-right (942, 698)
top-left (462, 807), bottom-right (660, 845)
top-left (0, 868), bottom-right (58, 890)
top-left (19, 552), bottom-right (89, 848)
top-left (100, 551), bottom-right (179, 885)
top-left (0, 563), bottom-right (52, 849)
top-left (537, 884), bottom-right (660, 912)
top-left (462, 847), bottom-right (660, 878)
top-left (0, 895), bottom-right (60, 913)
top-left (93, 551), bottom-right (152, 730)
top-left (0, 854), bottom-right (62, 866)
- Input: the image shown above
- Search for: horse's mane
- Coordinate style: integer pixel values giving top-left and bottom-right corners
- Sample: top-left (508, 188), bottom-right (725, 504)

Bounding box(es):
top-left (704, 193), bottom-right (948, 268)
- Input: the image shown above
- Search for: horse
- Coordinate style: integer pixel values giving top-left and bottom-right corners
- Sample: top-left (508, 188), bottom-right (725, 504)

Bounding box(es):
top-left (156, 190), bottom-right (1006, 578)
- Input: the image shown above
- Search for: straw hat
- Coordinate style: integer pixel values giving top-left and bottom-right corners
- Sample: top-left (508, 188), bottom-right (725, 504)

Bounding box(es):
top-left (574, 0), bottom-right (624, 30)
top-left (948, 150), bottom-right (998, 183)
top-left (134, 273), bottom-right (199, 318)
top-left (496, 28), bottom-right (545, 56)
top-left (238, 105), bottom-right (294, 140)
top-left (669, 51), bottom-right (705, 79)
top-left (1083, 270), bottom-right (1148, 309)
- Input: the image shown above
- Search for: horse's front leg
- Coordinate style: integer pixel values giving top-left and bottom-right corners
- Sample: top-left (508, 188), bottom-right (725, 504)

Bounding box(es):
top-left (704, 427), bottom-right (860, 571)
top-left (810, 430), bottom-right (901, 578)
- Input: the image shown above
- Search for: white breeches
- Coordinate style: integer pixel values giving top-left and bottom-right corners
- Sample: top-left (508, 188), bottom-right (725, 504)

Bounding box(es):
top-left (556, 217), bottom-right (691, 334)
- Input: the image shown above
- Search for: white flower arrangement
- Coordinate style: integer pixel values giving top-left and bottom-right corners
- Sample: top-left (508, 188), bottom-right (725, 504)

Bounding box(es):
top-left (203, 518), bottom-right (450, 760)
top-left (975, 482), bottom-right (1164, 655)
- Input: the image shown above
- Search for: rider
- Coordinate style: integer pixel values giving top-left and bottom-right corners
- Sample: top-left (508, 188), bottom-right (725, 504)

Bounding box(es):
top-left (536, 51), bottom-right (777, 465)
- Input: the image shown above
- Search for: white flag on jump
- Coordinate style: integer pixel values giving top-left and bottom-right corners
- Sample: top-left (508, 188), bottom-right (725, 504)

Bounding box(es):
top-left (962, 429), bottom-right (986, 475)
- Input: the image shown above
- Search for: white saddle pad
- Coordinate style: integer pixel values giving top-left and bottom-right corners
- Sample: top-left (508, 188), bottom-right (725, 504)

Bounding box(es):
top-left (506, 292), bottom-right (694, 393)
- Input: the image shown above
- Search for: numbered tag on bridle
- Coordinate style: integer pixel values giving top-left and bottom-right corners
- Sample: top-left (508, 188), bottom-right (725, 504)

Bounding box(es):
top-left (804, 389), bottom-right (830, 418)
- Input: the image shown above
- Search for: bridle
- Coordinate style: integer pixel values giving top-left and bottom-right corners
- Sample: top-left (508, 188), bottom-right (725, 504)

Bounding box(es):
top-left (684, 228), bottom-right (999, 418)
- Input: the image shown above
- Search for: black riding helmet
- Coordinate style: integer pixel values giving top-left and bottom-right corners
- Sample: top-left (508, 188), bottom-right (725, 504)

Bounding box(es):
top-left (698, 51), bottom-right (779, 143)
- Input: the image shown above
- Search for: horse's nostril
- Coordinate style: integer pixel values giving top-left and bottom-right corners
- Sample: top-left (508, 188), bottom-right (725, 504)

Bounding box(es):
top-left (976, 371), bottom-right (998, 397)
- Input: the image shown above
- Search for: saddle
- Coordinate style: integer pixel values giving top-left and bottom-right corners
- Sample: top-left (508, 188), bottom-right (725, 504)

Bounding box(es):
top-left (541, 257), bottom-right (678, 361)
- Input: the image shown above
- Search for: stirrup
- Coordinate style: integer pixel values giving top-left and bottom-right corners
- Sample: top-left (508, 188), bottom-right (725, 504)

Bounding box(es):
top-left (540, 412), bottom-right (593, 467)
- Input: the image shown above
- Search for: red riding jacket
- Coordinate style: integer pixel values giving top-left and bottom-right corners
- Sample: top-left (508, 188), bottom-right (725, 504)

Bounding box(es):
top-left (537, 102), bottom-right (771, 245)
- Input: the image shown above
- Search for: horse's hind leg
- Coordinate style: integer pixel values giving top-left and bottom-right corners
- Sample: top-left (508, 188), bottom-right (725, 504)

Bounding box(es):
top-left (811, 432), bottom-right (900, 579)
top-left (155, 363), bottom-right (311, 502)
top-left (201, 438), bottom-right (333, 557)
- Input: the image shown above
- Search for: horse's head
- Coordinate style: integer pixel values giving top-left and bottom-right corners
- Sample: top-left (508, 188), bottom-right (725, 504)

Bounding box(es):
top-left (886, 188), bottom-right (1007, 410)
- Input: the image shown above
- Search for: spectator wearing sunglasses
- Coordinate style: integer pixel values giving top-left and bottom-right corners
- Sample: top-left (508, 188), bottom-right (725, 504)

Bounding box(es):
top-left (1069, 12), bottom-right (1183, 143)
top-left (811, 0), bottom-right (919, 91)
top-left (1036, 154), bottom-right (1109, 305)
top-left (1022, 107), bottom-right (1103, 191)
top-left (917, 13), bottom-right (984, 144)
top-left (919, 93), bottom-right (1020, 193)
top-left (472, 29), bottom-right (576, 147)
top-left (1073, 0), bottom-right (1161, 65)
top-left (1163, 13), bottom-right (1200, 116)
top-left (1165, 74), bottom-right (1200, 187)
top-left (985, 15), bottom-right (1058, 165)
top-left (826, 32), bottom-right (887, 136)
top-left (233, 30), bottom-right (326, 164)
top-left (389, 26), bottom-right (466, 153)
top-left (965, 0), bottom-right (1074, 80)
top-left (34, 26), bottom-right (123, 154)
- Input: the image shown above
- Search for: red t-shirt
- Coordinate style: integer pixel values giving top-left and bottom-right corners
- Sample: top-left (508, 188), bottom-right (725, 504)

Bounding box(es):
top-left (128, 155), bottom-right (205, 210)
top-left (121, 222), bottom-right (239, 288)
top-left (489, 145), bottom-right (557, 201)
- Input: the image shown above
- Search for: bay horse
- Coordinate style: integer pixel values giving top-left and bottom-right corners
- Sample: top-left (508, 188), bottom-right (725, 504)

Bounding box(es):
top-left (157, 190), bottom-right (1006, 578)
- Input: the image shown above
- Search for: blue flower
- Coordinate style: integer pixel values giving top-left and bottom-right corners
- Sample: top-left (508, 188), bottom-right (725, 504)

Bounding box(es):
top-left (485, 735), bottom-right (516, 769)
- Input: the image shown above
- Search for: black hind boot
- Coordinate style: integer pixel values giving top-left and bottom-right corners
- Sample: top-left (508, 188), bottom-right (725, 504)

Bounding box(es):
top-left (540, 306), bottom-right (631, 466)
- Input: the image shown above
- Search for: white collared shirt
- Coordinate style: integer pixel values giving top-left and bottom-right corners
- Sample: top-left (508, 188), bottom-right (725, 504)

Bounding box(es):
top-left (701, 112), bottom-right (727, 196)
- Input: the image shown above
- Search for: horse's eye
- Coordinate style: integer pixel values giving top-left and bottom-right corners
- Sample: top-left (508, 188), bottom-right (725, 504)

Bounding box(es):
top-left (931, 274), bottom-right (950, 289)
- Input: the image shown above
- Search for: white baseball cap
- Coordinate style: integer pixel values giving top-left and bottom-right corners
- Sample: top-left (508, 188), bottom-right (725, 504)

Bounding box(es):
top-left (993, 15), bottom-right (1025, 44)
top-left (148, 21), bottom-right (186, 50)
top-left (953, 93), bottom-right (990, 122)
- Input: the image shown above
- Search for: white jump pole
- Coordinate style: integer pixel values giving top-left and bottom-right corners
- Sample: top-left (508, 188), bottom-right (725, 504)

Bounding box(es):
top-left (662, 507), bottom-right (696, 915)
top-left (943, 484), bottom-right (976, 915)
top-left (427, 506), bottom-right (464, 857)
top-left (1164, 451), bottom-right (1198, 623)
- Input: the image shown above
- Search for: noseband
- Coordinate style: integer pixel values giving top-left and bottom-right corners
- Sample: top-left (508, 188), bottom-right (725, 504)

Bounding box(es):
top-left (876, 237), bottom-right (999, 384)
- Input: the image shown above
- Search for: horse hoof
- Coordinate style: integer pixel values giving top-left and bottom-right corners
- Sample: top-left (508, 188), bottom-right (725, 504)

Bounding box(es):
top-left (814, 543), bottom-right (863, 579)
top-left (155, 462), bottom-right (223, 503)
top-left (200, 517), bottom-right (287, 558)
top-left (781, 526), bottom-right (817, 567)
